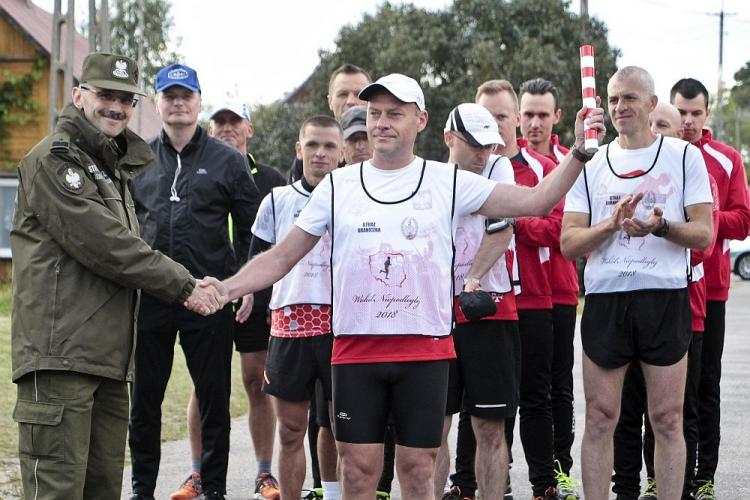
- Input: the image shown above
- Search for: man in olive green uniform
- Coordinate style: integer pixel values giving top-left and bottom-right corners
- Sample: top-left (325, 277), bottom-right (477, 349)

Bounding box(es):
top-left (10, 52), bottom-right (219, 500)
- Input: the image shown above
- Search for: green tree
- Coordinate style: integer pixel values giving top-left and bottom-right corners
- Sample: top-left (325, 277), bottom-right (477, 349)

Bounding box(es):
top-left (250, 101), bottom-right (315, 171)
top-left (109, 0), bottom-right (180, 91)
top-left (253, 0), bottom-right (620, 169)
top-left (732, 61), bottom-right (750, 109)
top-left (711, 60), bottom-right (750, 170)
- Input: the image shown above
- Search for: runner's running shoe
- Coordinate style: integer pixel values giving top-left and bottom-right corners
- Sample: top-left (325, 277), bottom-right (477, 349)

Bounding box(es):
top-left (302, 487), bottom-right (324, 499)
top-left (532, 486), bottom-right (564, 500)
top-left (442, 485), bottom-right (474, 500)
top-left (168, 472), bottom-right (202, 500)
top-left (254, 472), bottom-right (280, 500)
top-left (554, 460), bottom-right (581, 500)
top-left (692, 480), bottom-right (715, 500)
top-left (639, 476), bottom-right (657, 499)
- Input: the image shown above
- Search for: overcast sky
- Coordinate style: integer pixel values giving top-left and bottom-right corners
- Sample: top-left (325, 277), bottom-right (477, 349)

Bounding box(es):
top-left (34, 0), bottom-right (750, 111)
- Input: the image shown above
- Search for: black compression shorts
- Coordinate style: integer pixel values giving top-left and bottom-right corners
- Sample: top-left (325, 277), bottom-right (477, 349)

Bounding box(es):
top-left (332, 360), bottom-right (449, 448)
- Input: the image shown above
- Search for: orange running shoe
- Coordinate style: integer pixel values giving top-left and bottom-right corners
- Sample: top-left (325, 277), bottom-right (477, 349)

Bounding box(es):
top-left (169, 472), bottom-right (202, 500)
top-left (254, 472), bottom-right (281, 500)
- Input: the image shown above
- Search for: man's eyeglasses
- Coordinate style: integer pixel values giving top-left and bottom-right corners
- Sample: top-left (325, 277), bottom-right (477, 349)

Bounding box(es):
top-left (80, 85), bottom-right (138, 108)
top-left (451, 132), bottom-right (496, 151)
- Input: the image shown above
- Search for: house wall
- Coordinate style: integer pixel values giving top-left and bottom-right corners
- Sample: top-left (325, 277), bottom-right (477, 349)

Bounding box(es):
top-left (0, 14), bottom-right (51, 169)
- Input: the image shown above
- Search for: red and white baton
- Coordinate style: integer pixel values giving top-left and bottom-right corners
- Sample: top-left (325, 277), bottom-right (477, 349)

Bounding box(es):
top-left (580, 45), bottom-right (598, 154)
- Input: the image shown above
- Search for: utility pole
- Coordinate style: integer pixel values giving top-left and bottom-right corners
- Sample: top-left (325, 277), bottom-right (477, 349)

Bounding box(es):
top-left (48, 0), bottom-right (75, 132)
top-left (580, 0), bottom-right (589, 40)
top-left (707, 2), bottom-right (736, 140)
top-left (88, 0), bottom-right (111, 52)
top-left (136, 0), bottom-right (145, 132)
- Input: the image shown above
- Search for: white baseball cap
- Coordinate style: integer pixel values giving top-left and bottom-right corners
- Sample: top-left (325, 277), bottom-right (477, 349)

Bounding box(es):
top-left (445, 103), bottom-right (504, 148)
top-left (358, 73), bottom-right (426, 111)
top-left (210, 100), bottom-right (251, 122)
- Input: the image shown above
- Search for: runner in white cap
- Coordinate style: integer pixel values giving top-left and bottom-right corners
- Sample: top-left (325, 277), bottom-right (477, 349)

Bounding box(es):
top-left (193, 72), bottom-right (605, 500)
top-left (434, 103), bottom-right (519, 500)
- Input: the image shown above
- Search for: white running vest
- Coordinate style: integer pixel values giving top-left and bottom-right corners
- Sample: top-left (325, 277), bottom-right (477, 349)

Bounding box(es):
top-left (329, 160), bottom-right (458, 337)
top-left (251, 181), bottom-right (331, 309)
top-left (454, 157), bottom-right (513, 295)
top-left (581, 138), bottom-right (692, 293)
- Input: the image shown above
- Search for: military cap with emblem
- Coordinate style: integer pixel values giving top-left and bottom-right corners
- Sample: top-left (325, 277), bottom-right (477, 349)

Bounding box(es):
top-left (80, 52), bottom-right (146, 96)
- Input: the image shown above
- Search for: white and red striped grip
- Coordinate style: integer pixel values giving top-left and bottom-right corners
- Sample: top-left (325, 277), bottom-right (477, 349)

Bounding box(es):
top-left (580, 45), bottom-right (598, 154)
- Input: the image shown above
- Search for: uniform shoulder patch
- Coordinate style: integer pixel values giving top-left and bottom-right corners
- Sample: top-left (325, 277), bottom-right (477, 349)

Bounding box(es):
top-left (60, 166), bottom-right (85, 194)
top-left (50, 140), bottom-right (70, 153)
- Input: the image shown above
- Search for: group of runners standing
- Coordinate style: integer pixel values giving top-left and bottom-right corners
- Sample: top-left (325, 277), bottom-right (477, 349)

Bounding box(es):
top-left (11, 50), bottom-right (748, 500)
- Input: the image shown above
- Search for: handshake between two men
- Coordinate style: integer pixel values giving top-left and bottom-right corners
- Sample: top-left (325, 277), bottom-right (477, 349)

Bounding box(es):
top-left (185, 278), bottom-right (236, 317)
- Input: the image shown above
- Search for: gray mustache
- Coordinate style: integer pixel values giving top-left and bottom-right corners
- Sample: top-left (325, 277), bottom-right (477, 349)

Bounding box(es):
top-left (99, 110), bottom-right (126, 121)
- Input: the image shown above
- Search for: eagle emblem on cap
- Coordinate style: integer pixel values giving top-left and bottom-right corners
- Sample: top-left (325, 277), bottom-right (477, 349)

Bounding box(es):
top-left (113, 60), bottom-right (129, 79)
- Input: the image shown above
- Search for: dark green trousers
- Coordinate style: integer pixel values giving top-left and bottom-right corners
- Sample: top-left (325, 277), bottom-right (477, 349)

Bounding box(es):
top-left (13, 371), bottom-right (129, 500)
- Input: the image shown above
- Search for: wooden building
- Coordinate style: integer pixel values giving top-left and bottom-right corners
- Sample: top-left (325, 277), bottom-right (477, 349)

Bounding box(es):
top-left (0, 0), bottom-right (162, 280)
top-left (0, 0), bottom-right (161, 168)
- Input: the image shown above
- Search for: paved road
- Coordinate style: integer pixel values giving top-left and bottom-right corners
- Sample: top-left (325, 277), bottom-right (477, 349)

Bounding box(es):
top-left (122, 277), bottom-right (750, 499)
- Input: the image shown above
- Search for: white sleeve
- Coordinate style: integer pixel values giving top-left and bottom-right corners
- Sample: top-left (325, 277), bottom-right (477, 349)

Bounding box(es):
top-left (454, 169), bottom-right (497, 217)
top-left (251, 192), bottom-right (277, 244)
top-left (295, 174), bottom-right (333, 237)
top-left (487, 156), bottom-right (515, 185)
top-left (683, 144), bottom-right (713, 207)
top-left (564, 170), bottom-right (590, 214)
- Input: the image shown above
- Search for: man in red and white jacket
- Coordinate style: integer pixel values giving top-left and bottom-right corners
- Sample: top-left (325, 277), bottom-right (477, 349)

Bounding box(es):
top-left (671, 77), bottom-right (750, 499)
top-left (477, 79), bottom-right (566, 500)
top-left (519, 78), bottom-right (581, 497)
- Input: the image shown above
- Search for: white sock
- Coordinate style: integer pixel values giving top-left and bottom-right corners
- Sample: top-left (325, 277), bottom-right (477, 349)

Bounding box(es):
top-left (444, 477), bottom-right (452, 493)
top-left (322, 480), bottom-right (340, 500)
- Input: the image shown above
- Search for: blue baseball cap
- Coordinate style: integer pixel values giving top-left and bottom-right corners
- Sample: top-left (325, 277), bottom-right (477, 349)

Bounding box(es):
top-left (155, 63), bottom-right (201, 93)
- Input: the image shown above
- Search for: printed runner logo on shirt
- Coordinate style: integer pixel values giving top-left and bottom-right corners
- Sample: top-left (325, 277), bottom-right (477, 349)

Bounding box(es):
top-left (369, 251), bottom-right (406, 286)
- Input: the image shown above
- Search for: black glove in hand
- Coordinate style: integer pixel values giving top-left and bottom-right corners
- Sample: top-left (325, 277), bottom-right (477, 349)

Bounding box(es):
top-left (459, 290), bottom-right (496, 322)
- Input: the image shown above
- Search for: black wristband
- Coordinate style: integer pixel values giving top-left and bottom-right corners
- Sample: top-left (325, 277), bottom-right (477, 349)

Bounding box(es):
top-left (486, 217), bottom-right (515, 234)
top-left (571, 144), bottom-right (595, 163)
top-left (652, 217), bottom-right (670, 237)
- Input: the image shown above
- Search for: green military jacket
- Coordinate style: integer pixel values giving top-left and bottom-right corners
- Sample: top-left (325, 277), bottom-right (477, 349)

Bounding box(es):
top-left (11, 104), bottom-right (196, 383)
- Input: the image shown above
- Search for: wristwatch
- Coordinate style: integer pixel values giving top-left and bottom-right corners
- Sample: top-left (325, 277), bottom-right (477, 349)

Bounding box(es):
top-left (652, 217), bottom-right (670, 237)
top-left (486, 217), bottom-right (515, 234)
top-left (463, 276), bottom-right (481, 287)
